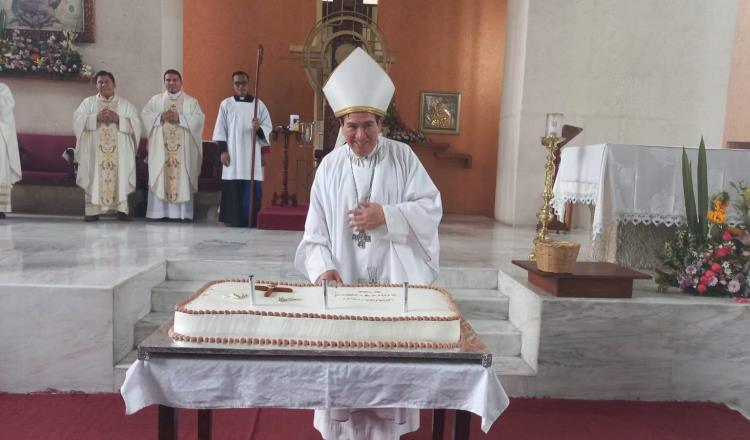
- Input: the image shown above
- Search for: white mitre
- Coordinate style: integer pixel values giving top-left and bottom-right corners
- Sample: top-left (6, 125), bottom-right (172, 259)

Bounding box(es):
top-left (323, 47), bottom-right (395, 119)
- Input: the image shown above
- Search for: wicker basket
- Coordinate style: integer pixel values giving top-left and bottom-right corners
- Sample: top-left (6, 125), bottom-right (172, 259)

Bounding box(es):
top-left (535, 240), bottom-right (580, 273)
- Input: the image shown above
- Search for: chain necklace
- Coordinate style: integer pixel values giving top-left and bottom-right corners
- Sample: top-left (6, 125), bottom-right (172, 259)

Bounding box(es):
top-left (350, 148), bottom-right (377, 249)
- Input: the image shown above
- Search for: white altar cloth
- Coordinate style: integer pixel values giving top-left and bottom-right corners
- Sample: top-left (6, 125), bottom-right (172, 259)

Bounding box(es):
top-left (121, 356), bottom-right (509, 433)
top-left (553, 144), bottom-right (749, 240)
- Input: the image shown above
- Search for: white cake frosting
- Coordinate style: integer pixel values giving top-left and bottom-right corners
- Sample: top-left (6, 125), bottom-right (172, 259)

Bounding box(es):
top-left (171, 280), bottom-right (462, 348)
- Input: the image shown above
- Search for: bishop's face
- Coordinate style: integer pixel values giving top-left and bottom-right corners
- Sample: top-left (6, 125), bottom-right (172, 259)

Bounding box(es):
top-left (96, 75), bottom-right (115, 99)
top-left (341, 112), bottom-right (382, 157)
top-left (164, 73), bottom-right (182, 94)
top-left (232, 74), bottom-right (250, 97)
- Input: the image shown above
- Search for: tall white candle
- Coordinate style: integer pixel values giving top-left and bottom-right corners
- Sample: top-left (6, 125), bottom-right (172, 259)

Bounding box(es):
top-left (545, 113), bottom-right (564, 137)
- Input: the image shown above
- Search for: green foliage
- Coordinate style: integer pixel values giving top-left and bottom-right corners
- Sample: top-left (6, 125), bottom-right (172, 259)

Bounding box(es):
top-left (681, 138), bottom-right (709, 248)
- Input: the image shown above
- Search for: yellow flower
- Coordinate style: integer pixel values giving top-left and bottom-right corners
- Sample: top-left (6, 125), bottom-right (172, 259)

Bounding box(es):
top-left (708, 207), bottom-right (727, 225)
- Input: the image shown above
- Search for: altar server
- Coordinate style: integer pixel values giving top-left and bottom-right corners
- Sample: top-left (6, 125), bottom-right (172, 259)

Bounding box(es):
top-left (294, 47), bottom-right (442, 439)
top-left (142, 69), bottom-right (205, 221)
top-left (211, 70), bottom-right (272, 227)
top-left (0, 83), bottom-right (21, 219)
top-left (73, 71), bottom-right (142, 222)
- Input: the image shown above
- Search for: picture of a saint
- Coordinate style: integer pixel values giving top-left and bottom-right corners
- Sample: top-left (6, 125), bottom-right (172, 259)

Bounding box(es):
top-left (1, 0), bottom-right (84, 33)
top-left (9, 0), bottom-right (63, 30)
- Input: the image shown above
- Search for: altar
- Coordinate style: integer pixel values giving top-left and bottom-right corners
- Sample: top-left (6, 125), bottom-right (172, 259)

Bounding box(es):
top-left (552, 144), bottom-right (750, 268)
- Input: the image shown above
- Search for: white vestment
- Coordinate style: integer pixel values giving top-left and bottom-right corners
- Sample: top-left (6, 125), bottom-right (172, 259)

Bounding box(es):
top-left (0, 83), bottom-right (21, 212)
top-left (73, 94), bottom-right (142, 215)
top-left (295, 136), bottom-right (442, 439)
top-left (141, 91), bottom-right (205, 219)
top-left (211, 96), bottom-right (272, 181)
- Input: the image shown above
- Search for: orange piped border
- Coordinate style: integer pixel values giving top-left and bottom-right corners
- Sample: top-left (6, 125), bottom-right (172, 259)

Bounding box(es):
top-left (168, 326), bottom-right (460, 350)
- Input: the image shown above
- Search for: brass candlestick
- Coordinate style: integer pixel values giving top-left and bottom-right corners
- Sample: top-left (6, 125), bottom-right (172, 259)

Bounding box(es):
top-left (529, 133), bottom-right (566, 260)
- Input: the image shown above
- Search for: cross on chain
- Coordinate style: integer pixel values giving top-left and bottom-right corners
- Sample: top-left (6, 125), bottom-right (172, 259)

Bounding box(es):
top-left (352, 229), bottom-right (372, 249)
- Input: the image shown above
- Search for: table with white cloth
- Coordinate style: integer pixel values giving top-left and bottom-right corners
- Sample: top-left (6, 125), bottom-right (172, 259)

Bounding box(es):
top-left (552, 144), bottom-right (749, 268)
top-left (121, 322), bottom-right (509, 440)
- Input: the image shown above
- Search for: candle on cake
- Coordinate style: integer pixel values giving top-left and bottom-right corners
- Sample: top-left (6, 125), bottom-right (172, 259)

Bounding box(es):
top-left (248, 275), bottom-right (256, 306)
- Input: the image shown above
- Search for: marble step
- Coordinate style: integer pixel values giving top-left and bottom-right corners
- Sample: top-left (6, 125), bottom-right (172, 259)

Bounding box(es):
top-left (134, 312), bottom-right (172, 347)
top-left (150, 280), bottom-right (510, 320)
top-left (450, 289), bottom-right (509, 320)
top-left (114, 349), bottom-right (138, 391)
top-left (466, 319), bottom-right (522, 357)
top-left (166, 259), bottom-right (304, 282)
top-left (166, 260), bottom-right (499, 289)
top-left (151, 280), bottom-right (205, 312)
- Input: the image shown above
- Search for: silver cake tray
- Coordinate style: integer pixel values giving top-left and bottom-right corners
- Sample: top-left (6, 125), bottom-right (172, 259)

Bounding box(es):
top-left (138, 319), bottom-right (492, 367)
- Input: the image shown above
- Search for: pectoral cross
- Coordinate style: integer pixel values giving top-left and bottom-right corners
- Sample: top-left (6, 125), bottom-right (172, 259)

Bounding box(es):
top-left (352, 229), bottom-right (371, 249)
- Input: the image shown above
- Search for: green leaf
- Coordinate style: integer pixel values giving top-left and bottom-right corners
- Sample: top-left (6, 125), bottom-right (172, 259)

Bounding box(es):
top-left (697, 137), bottom-right (708, 245)
top-left (682, 148), bottom-right (697, 237)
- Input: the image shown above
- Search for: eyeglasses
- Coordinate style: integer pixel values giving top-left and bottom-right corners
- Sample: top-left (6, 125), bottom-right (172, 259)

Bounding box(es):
top-left (233, 81), bottom-right (249, 85)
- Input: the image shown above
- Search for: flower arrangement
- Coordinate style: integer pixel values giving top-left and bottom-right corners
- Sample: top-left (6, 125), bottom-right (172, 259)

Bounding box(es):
top-left (383, 99), bottom-right (428, 144)
top-left (655, 139), bottom-right (750, 298)
top-left (0, 30), bottom-right (92, 79)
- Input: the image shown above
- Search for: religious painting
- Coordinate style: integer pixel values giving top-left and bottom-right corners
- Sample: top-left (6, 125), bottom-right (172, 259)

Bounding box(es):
top-left (0, 0), bottom-right (95, 42)
top-left (419, 91), bottom-right (461, 134)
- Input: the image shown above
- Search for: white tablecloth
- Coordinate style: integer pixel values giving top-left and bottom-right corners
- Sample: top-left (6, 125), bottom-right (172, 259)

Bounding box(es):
top-left (121, 356), bottom-right (509, 433)
top-left (553, 144), bottom-right (749, 239)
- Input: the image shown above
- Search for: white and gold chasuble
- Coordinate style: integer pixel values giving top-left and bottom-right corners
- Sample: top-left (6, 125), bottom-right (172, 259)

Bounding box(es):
top-left (73, 94), bottom-right (141, 215)
top-left (141, 91), bottom-right (204, 219)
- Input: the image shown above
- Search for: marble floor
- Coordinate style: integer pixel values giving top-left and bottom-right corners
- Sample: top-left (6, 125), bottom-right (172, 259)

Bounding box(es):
top-left (0, 213), bottom-right (590, 287)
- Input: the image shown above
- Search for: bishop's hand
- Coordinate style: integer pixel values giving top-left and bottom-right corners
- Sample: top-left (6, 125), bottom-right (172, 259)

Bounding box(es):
top-left (347, 202), bottom-right (385, 231)
top-left (316, 269), bottom-right (343, 285)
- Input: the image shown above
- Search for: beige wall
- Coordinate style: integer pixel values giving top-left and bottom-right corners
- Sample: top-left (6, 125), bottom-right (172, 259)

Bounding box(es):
top-left (496, 0), bottom-right (738, 226)
top-left (3, 0), bottom-right (179, 135)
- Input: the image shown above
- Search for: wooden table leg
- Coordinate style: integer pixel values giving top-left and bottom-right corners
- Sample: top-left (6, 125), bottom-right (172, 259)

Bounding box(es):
top-left (158, 405), bottom-right (177, 440)
top-left (432, 409), bottom-right (446, 440)
top-left (453, 410), bottom-right (471, 440)
top-left (198, 409), bottom-right (212, 440)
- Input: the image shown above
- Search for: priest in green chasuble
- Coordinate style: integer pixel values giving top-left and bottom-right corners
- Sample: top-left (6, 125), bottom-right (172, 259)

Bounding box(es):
top-left (73, 71), bottom-right (142, 222)
top-left (0, 83), bottom-right (21, 219)
top-left (295, 48), bottom-right (442, 439)
top-left (141, 69), bottom-right (205, 221)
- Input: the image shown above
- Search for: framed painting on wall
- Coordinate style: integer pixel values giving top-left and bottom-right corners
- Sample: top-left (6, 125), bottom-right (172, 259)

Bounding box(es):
top-left (0, 0), bottom-right (95, 42)
top-left (419, 91), bottom-right (461, 134)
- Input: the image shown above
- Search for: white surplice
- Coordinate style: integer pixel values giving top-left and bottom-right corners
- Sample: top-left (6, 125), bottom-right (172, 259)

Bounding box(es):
top-left (73, 94), bottom-right (142, 215)
top-left (296, 135), bottom-right (441, 285)
top-left (294, 135), bottom-right (442, 440)
top-left (211, 96), bottom-right (272, 181)
top-left (141, 91), bottom-right (205, 219)
top-left (0, 83), bottom-right (21, 212)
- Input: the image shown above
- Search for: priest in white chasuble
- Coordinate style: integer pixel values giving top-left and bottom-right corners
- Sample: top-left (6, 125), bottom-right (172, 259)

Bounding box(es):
top-left (211, 70), bottom-right (272, 227)
top-left (295, 48), bottom-right (442, 439)
top-left (0, 83), bottom-right (21, 219)
top-left (141, 69), bottom-right (205, 221)
top-left (73, 71), bottom-right (142, 222)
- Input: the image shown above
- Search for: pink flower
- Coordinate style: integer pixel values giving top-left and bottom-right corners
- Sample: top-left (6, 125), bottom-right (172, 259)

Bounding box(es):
top-left (696, 284), bottom-right (708, 294)
top-left (715, 246), bottom-right (731, 258)
top-left (711, 263), bottom-right (721, 273)
top-left (722, 230), bottom-right (733, 241)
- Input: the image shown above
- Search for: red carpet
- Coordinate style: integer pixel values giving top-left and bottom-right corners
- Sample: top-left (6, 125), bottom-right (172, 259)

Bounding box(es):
top-left (257, 205), bottom-right (308, 231)
top-left (1, 393), bottom-right (748, 439)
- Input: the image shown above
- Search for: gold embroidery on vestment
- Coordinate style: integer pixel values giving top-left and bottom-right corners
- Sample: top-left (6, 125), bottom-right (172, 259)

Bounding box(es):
top-left (162, 95), bottom-right (184, 202)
